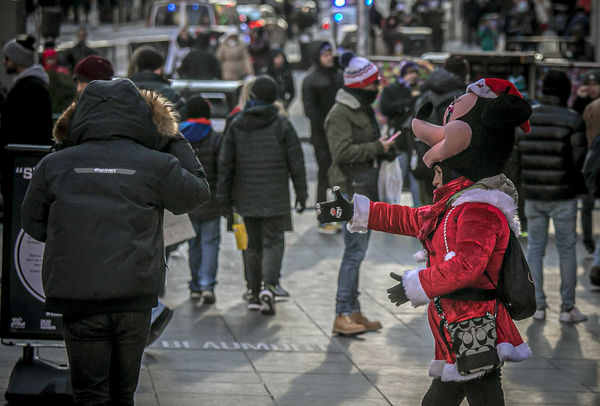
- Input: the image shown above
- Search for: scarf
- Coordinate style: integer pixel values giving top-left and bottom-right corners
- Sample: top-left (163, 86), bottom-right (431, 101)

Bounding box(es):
top-left (417, 177), bottom-right (473, 243)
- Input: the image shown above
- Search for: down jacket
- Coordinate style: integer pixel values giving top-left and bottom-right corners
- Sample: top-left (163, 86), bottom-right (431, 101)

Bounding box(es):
top-left (217, 103), bottom-right (307, 221)
top-left (349, 176), bottom-right (531, 382)
top-left (518, 96), bottom-right (587, 200)
top-left (21, 79), bottom-right (210, 314)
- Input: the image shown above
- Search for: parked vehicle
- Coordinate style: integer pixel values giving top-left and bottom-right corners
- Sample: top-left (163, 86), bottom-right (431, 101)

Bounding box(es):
top-left (148, 0), bottom-right (239, 33)
top-left (236, 4), bottom-right (288, 46)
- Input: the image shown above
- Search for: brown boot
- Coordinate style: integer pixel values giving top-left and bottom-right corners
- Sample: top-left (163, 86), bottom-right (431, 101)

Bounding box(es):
top-left (350, 312), bottom-right (382, 332)
top-left (332, 315), bottom-right (367, 335)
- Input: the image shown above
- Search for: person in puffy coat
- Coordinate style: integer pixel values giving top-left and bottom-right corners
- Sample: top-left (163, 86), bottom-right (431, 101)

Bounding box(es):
top-left (21, 78), bottom-right (209, 405)
top-left (217, 76), bottom-right (307, 315)
top-left (216, 28), bottom-right (254, 81)
top-left (517, 70), bottom-right (588, 324)
top-left (317, 78), bottom-right (534, 405)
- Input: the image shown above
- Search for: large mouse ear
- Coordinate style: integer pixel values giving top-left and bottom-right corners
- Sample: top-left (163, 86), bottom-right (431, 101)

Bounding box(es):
top-left (481, 94), bottom-right (532, 131)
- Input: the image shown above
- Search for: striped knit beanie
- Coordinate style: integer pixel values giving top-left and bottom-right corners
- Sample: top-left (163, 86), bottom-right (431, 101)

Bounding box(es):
top-left (340, 51), bottom-right (379, 88)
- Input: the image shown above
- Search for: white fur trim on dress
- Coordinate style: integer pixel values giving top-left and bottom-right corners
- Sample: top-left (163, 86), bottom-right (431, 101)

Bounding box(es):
top-left (497, 342), bottom-right (532, 362)
top-left (428, 342), bottom-right (532, 382)
top-left (402, 269), bottom-right (430, 307)
top-left (452, 189), bottom-right (521, 235)
top-left (413, 249), bottom-right (428, 263)
top-left (346, 194), bottom-right (370, 233)
top-left (444, 251), bottom-right (456, 261)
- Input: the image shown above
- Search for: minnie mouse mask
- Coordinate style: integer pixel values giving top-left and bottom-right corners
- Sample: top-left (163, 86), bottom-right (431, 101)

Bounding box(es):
top-left (412, 78), bottom-right (532, 182)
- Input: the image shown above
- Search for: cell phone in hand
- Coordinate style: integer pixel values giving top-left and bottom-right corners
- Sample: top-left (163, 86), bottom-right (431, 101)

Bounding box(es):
top-left (388, 131), bottom-right (401, 142)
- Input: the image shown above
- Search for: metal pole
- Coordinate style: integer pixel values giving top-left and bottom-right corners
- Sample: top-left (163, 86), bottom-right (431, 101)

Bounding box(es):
top-left (357, 0), bottom-right (368, 55)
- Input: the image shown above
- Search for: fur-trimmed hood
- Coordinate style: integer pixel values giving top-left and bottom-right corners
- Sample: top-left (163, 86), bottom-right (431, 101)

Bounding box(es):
top-left (53, 78), bottom-right (179, 150)
top-left (334, 88), bottom-right (361, 110)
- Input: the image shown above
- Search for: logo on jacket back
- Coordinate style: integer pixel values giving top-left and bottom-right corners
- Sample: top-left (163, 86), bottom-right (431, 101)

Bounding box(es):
top-left (74, 168), bottom-right (136, 175)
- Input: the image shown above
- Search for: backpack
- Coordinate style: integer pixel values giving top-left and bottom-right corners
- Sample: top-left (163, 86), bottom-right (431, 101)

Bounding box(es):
top-left (443, 186), bottom-right (536, 320)
top-left (582, 135), bottom-right (600, 198)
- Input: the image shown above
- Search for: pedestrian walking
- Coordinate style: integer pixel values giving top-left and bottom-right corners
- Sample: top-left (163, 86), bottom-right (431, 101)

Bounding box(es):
top-left (248, 27), bottom-right (271, 74)
top-left (325, 52), bottom-right (396, 335)
top-left (380, 59), bottom-right (422, 206)
top-left (572, 70), bottom-right (600, 255)
top-left (517, 70), bottom-right (588, 323)
top-left (583, 98), bottom-right (600, 287)
top-left (63, 27), bottom-right (97, 73)
top-left (165, 26), bottom-right (195, 78)
top-left (216, 28), bottom-right (253, 81)
top-left (217, 76), bottom-right (307, 315)
top-left (42, 48), bottom-right (76, 115)
top-left (262, 48), bottom-right (295, 110)
top-left (317, 78), bottom-right (534, 404)
top-left (129, 47), bottom-right (187, 119)
top-left (180, 95), bottom-right (224, 303)
top-left (301, 41), bottom-right (343, 234)
top-left (177, 33), bottom-right (222, 80)
top-left (21, 78), bottom-right (209, 405)
top-left (1, 36), bottom-right (52, 196)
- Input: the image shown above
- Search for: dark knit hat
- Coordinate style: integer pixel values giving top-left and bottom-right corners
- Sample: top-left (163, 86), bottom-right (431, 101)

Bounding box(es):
top-left (3, 36), bottom-right (35, 67)
top-left (136, 48), bottom-right (164, 72)
top-left (583, 70), bottom-right (600, 85)
top-left (187, 95), bottom-right (212, 119)
top-left (542, 70), bottom-right (571, 106)
top-left (73, 55), bottom-right (114, 82)
top-left (250, 76), bottom-right (278, 104)
top-left (444, 55), bottom-right (469, 81)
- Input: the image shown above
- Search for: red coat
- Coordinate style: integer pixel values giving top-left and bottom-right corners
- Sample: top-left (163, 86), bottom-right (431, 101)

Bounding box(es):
top-left (365, 177), bottom-right (531, 381)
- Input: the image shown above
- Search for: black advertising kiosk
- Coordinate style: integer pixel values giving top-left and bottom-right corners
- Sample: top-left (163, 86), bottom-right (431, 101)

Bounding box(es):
top-left (1, 145), bottom-right (72, 403)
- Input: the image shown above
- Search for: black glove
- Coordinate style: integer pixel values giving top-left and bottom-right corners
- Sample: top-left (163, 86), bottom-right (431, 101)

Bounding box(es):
top-left (387, 272), bottom-right (409, 306)
top-left (295, 198), bottom-right (306, 214)
top-left (315, 186), bottom-right (353, 223)
top-left (415, 101), bottom-right (433, 121)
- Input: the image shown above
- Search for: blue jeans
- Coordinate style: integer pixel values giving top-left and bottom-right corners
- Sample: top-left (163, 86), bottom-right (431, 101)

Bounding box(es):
top-left (525, 199), bottom-right (578, 312)
top-left (188, 217), bottom-right (221, 292)
top-left (336, 222), bottom-right (371, 315)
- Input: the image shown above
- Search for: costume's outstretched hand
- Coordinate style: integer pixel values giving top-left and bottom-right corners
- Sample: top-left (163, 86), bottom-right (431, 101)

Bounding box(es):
top-left (315, 186), bottom-right (353, 223)
top-left (387, 272), bottom-right (409, 306)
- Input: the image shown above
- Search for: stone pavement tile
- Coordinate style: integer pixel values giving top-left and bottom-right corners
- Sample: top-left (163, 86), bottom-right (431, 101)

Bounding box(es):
top-left (156, 392), bottom-right (274, 406)
top-left (262, 373), bottom-right (385, 399)
top-left (503, 367), bottom-right (591, 392)
top-left (546, 358), bottom-right (600, 391)
top-left (246, 351), bottom-right (358, 374)
top-left (150, 370), bottom-right (261, 384)
top-left (153, 380), bottom-right (269, 396)
top-left (503, 390), bottom-right (600, 405)
top-left (276, 396), bottom-right (391, 406)
top-left (143, 349), bottom-right (254, 372)
top-left (134, 393), bottom-right (159, 406)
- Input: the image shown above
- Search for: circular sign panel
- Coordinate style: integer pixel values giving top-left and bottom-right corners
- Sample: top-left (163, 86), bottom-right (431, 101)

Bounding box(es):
top-left (13, 229), bottom-right (46, 303)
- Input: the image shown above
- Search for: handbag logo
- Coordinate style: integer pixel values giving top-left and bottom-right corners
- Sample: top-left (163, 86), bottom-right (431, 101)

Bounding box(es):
top-left (330, 207), bottom-right (343, 218)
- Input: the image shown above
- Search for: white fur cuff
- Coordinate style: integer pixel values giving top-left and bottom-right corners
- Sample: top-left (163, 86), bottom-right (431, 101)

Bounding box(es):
top-left (403, 269), bottom-right (430, 307)
top-left (346, 194), bottom-right (370, 233)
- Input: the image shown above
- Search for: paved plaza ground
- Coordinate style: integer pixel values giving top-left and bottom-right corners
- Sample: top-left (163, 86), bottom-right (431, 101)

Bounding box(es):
top-left (0, 137), bottom-right (599, 405)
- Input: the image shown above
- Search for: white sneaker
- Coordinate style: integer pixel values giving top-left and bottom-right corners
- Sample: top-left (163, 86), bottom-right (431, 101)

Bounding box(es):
top-left (559, 307), bottom-right (588, 324)
top-left (533, 308), bottom-right (546, 321)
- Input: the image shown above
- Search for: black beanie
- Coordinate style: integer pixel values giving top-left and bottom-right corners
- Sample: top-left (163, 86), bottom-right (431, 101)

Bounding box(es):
top-left (187, 95), bottom-right (211, 119)
top-left (542, 70), bottom-right (571, 106)
top-left (137, 48), bottom-right (165, 72)
top-left (250, 76), bottom-right (278, 104)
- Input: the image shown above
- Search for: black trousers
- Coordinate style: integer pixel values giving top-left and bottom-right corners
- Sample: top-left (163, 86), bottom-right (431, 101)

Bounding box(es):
top-left (422, 368), bottom-right (505, 406)
top-left (244, 217), bottom-right (285, 295)
top-left (314, 143), bottom-right (332, 206)
top-left (63, 310), bottom-right (152, 406)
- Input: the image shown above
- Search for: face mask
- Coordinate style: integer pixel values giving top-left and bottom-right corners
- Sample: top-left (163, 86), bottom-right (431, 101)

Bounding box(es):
top-left (352, 88), bottom-right (379, 105)
top-left (227, 39), bottom-right (237, 46)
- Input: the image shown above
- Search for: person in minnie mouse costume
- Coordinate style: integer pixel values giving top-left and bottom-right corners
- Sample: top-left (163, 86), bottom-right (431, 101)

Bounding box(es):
top-left (317, 78), bottom-right (534, 405)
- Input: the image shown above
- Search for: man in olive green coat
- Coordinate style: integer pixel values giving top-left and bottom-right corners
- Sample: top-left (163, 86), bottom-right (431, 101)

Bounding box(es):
top-left (324, 52), bottom-right (395, 336)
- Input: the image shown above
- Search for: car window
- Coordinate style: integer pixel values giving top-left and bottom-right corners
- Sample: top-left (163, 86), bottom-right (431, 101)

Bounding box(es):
top-left (236, 5), bottom-right (262, 21)
top-left (154, 3), bottom-right (184, 26)
top-left (186, 4), bottom-right (212, 26)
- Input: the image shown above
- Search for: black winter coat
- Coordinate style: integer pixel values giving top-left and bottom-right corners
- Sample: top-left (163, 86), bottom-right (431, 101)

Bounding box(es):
top-left (130, 71), bottom-right (187, 119)
top-left (301, 54), bottom-right (343, 148)
top-left (185, 127), bottom-right (224, 221)
top-left (379, 81), bottom-right (415, 132)
top-left (21, 79), bottom-right (210, 314)
top-left (264, 55), bottom-right (295, 110)
top-left (217, 104), bottom-right (307, 221)
top-left (178, 49), bottom-right (222, 80)
top-left (518, 96), bottom-right (587, 200)
top-left (414, 68), bottom-right (465, 125)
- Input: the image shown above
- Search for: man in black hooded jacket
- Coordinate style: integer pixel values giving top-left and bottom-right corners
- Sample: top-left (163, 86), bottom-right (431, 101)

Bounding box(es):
top-left (301, 42), bottom-right (343, 233)
top-left (21, 79), bottom-right (209, 405)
